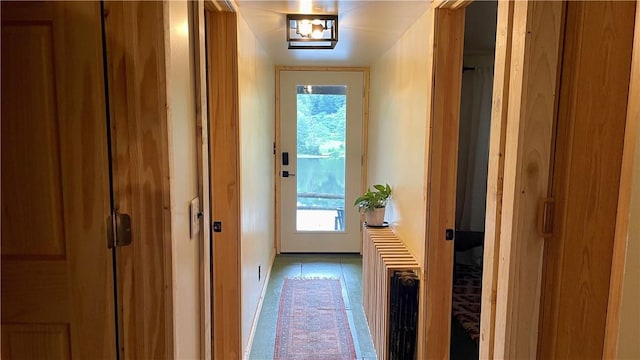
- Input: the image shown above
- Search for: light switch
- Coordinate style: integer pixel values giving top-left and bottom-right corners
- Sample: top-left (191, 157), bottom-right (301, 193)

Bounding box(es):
top-left (190, 197), bottom-right (200, 238)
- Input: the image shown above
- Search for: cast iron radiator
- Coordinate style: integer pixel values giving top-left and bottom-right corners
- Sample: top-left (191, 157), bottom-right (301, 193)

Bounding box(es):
top-left (362, 227), bottom-right (420, 360)
top-left (389, 270), bottom-right (419, 359)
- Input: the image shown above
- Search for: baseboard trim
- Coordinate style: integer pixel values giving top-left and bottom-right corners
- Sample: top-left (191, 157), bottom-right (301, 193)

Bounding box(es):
top-left (243, 249), bottom-right (277, 360)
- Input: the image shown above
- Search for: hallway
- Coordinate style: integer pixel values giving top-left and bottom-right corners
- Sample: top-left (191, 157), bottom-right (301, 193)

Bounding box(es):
top-left (249, 254), bottom-right (376, 359)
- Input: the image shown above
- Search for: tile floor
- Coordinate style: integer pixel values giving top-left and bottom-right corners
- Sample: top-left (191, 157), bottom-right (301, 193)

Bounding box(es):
top-left (248, 254), bottom-right (377, 360)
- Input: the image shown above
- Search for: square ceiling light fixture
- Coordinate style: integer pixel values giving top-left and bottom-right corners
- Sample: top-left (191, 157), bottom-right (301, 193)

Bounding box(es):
top-left (286, 14), bottom-right (338, 50)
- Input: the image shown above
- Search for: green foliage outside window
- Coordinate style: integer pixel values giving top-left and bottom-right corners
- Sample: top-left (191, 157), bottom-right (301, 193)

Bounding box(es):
top-left (297, 94), bottom-right (346, 157)
top-left (296, 93), bottom-right (347, 209)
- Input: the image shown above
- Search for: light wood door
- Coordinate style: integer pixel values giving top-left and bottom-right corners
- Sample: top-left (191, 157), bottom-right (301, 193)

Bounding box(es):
top-left (1, 2), bottom-right (116, 359)
top-left (279, 70), bottom-right (364, 253)
top-left (538, 1), bottom-right (636, 358)
top-left (103, 2), bottom-right (172, 358)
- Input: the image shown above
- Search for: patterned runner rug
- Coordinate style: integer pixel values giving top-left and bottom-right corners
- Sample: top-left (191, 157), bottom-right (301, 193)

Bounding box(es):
top-left (274, 278), bottom-right (356, 359)
top-left (452, 264), bottom-right (482, 343)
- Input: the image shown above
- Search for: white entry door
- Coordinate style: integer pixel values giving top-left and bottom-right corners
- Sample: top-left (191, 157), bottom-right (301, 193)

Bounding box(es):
top-left (280, 70), bottom-right (364, 253)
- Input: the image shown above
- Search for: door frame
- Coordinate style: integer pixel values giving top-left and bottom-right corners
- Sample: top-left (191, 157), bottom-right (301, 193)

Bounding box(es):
top-left (192, 0), bottom-right (213, 358)
top-left (483, 1), bottom-right (564, 358)
top-left (204, 1), bottom-right (242, 359)
top-left (474, 1), bottom-right (640, 358)
top-left (603, 2), bottom-right (640, 357)
top-left (274, 66), bottom-right (370, 254)
top-left (422, 0), bottom-right (565, 358)
top-left (478, 1), bottom-right (513, 358)
top-left (420, 2), bottom-right (467, 358)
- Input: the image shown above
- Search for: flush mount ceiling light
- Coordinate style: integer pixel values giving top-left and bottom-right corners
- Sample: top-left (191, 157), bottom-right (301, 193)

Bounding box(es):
top-left (286, 14), bottom-right (338, 50)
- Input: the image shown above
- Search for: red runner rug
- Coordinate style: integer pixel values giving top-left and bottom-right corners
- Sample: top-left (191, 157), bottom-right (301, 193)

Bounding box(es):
top-left (274, 278), bottom-right (356, 360)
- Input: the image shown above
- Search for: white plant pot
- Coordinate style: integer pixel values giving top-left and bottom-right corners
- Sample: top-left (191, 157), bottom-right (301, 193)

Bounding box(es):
top-left (366, 207), bottom-right (386, 226)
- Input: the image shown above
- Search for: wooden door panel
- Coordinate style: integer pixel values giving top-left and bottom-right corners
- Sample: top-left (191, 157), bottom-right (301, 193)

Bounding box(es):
top-left (1, 2), bottom-right (116, 359)
top-left (539, 1), bottom-right (636, 358)
top-left (1, 324), bottom-right (70, 360)
top-left (1, 22), bottom-right (65, 258)
top-left (1, 262), bottom-right (70, 322)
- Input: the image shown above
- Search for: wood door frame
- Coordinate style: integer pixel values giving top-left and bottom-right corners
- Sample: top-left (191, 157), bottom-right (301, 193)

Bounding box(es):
top-left (478, 1), bottom-right (640, 358)
top-left (192, 0), bottom-right (213, 358)
top-left (479, 1), bottom-right (513, 358)
top-left (422, 0), bottom-right (565, 358)
top-left (490, 1), bottom-right (564, 358)
top-left (274, 66), bottom-right (370, 254)
top-left (421, 2), bottom-right (467, 358)
top-left (204, 1), bottom-right (242, 359)
top-left (603, 2), bottom-right (640, 357)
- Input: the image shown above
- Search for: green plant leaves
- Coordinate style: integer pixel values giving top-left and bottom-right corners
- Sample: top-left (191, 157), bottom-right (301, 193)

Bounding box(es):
top-left (353, 184), bottom-right (392, 213)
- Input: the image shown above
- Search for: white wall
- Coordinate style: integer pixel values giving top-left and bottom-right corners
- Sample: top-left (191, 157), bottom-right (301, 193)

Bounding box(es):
top-left (165, 1), bottom-right (201, 358)
top-left (617, 120), bottom-right (640, 358)
top-left (368, 10), bottom-right (433, 264)
top-left (236, 13), bottom-right (276, 356)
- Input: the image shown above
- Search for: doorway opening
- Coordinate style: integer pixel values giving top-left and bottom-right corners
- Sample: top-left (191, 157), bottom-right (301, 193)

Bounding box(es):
top-left (449, 1), bottom-right (497, 359)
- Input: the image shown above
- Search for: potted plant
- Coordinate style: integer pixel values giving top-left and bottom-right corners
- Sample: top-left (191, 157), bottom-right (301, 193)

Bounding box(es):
top-left (354, 184), bottom-right (392, 226)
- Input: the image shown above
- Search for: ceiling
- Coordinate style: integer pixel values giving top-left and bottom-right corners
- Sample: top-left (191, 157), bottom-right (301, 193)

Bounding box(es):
top-left (235, 0), bottom-right (431, 67)
top-left (235, 0), bottom-right (498, 67)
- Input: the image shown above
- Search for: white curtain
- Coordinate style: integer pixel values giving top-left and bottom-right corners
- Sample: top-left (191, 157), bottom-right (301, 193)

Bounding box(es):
top-left (456, 67), bottom-right (494, 232)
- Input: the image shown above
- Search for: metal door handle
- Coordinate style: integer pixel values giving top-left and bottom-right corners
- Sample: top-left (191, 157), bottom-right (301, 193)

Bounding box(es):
top-left (282, 171), bottom-right (296, 177)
